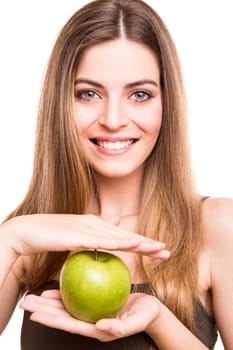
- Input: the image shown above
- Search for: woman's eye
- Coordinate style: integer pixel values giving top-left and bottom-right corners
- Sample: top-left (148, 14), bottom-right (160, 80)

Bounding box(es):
top-left (130, 91), bottom-right (152, 102)
top-left (75, 90), bottom-right (100, 101)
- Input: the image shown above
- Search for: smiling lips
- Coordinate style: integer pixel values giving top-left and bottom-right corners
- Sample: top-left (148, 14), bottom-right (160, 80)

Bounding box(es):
top-left (90, 138), bottom-right (138, 154)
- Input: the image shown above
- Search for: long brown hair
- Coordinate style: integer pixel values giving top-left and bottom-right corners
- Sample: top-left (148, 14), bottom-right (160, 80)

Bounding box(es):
top-left (6, 0), bottom-right (202, 333)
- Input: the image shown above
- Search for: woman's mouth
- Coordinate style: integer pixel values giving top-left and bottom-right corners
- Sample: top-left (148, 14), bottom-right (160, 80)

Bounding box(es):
top-left (90, 138), bottom-right (138, 154)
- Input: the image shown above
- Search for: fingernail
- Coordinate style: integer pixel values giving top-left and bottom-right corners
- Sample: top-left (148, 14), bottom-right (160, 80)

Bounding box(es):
top-left (145, 241), bottom-right (166, 248)
top-left (162, 250), bottom-right (171, 258)
top-left (155, 242), bottom-right (166, 248)
top-left (152, 249), bottom-right (171, 259)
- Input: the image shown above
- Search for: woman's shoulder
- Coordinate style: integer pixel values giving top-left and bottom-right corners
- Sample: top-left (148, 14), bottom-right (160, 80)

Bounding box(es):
top-left (202, 196), bottom-right (233, 237)
top-left (201, 197), bottom-right (233, 344)
top-left (201, 196), bottom-right (233, 266)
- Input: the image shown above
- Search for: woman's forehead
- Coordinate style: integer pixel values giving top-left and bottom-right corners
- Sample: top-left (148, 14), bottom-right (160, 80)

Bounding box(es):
top-left (76, 39), bottom-right (160, 84)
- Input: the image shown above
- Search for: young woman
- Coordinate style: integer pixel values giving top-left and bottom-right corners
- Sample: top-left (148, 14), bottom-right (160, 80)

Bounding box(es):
top-left (0, 0), bottom-right (233, 349)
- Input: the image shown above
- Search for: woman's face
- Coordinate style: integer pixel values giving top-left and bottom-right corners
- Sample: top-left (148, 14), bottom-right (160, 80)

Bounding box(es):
top-left (74, 39), bottom-right (162, 179)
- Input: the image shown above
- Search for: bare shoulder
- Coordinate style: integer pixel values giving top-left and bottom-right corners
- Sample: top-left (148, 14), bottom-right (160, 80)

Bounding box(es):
top-left (201, 198), bottom-right (233, 346)
top-left (201, 197), bottom-right (233, 285)
top-left (202, 197), bottom-right (233, 244)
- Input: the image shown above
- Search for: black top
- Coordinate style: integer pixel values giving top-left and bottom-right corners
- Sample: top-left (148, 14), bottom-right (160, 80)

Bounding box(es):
top-left (20, 280), bottom-right (218, 350)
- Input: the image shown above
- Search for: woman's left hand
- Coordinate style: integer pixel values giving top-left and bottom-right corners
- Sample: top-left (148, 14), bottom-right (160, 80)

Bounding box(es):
top-left (20, 289), bottom-right (160, 341)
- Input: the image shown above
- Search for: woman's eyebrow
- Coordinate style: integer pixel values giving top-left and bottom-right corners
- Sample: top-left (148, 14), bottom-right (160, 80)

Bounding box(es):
top-left (74, 78), bottom-right (159, 88)
top-left (125, 79), bottom-right (159, 88)
top-left (74, 78), bottom-right (104, 88)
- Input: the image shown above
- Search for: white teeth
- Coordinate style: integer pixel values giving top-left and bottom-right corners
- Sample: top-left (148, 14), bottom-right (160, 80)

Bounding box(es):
top-left (98, 140), bottom-right (134, 150)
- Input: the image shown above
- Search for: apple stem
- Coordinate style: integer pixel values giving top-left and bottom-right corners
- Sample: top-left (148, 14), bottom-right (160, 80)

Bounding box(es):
top-left (95, 249), bottom-right (98, 261)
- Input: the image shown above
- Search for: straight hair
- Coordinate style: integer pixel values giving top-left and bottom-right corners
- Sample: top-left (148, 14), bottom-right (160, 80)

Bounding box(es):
top-left (6, 0), bottom-right (202, 334)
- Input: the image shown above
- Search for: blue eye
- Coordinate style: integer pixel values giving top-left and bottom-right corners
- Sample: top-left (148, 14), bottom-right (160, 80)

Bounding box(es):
top-left (75, 90), bottom-right (100, 100)
top-left (130, 91), bottom-right (152, 101)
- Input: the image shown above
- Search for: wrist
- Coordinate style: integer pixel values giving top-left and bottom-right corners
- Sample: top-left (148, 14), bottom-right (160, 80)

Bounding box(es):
top-left (0, 222), bottom-right (20, 289)
top-left (0, 221), bottom-right (20, 260)
top-left (145, 298), bottom-right (164, 337)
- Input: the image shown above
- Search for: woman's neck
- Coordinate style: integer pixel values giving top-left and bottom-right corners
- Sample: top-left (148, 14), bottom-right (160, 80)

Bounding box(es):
top-left (89, 170), bottom-right (142, 219)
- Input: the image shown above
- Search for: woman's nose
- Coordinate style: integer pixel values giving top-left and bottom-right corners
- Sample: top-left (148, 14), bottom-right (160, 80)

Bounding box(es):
top-left (99, 98), bottom-right (128, 130)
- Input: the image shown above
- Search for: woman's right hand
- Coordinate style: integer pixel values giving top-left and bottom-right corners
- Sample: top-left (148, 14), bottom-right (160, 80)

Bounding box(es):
top-left (0, 214), bottom-right (170, 259)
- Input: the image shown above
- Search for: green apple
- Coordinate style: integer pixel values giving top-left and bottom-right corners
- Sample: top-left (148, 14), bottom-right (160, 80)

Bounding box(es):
top-left (60, 250), bottom-right (131, 323)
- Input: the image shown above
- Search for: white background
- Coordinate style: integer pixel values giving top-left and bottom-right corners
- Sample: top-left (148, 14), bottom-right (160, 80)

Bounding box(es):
top-left (1, 0), bottom-right (232, 348)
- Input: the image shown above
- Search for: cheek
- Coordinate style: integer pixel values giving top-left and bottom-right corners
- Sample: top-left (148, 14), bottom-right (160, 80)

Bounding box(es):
top-left (138, 103), bottom-right (163, 137)
top-left (152, 107), bottom-right (162, 131)
top-left (73, 104), bottom-right (100, 132)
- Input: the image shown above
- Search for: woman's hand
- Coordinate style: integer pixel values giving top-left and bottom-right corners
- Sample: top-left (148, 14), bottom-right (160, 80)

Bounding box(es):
top-left (19, 289), bottom-right (160, 342)
top-left (20, 288), bottom-right (209, 349)
top-left (1, 214), bottom-right (170, 259)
